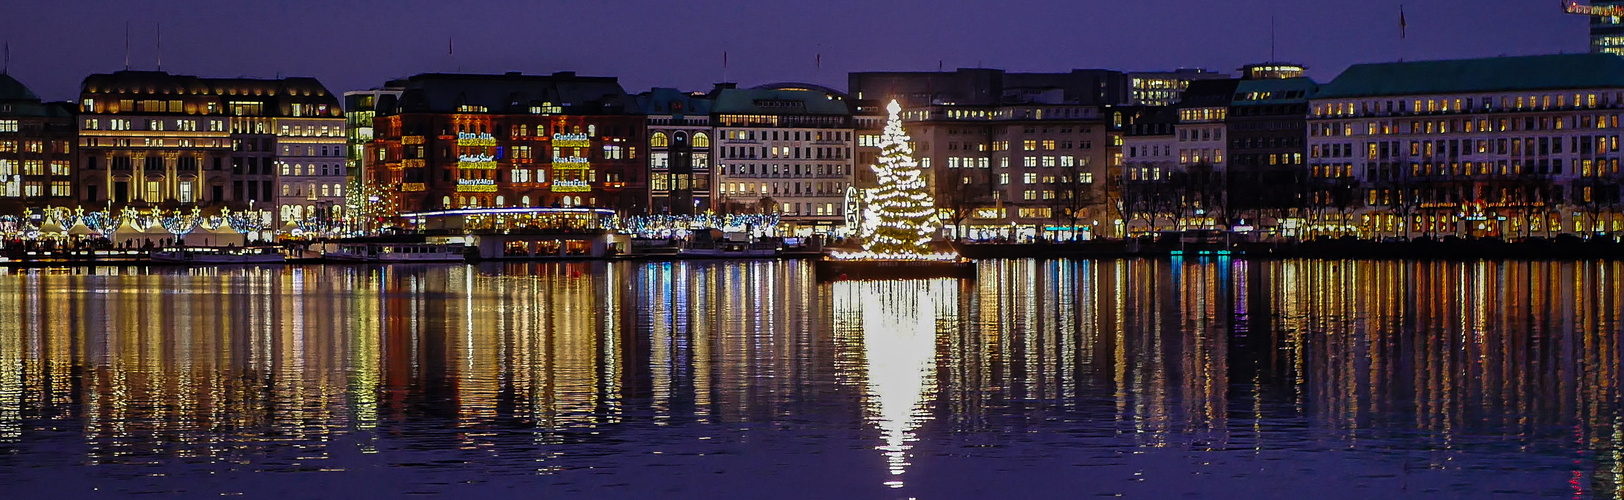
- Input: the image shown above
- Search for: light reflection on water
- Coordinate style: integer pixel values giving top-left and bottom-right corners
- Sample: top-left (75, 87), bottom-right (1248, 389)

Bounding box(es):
top-left (0, 259), bottom-right (1619, 498)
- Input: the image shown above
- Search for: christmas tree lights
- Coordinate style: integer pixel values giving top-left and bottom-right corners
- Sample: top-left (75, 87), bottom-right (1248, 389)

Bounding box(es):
top-left (833, 100), bottom-right (957, 262)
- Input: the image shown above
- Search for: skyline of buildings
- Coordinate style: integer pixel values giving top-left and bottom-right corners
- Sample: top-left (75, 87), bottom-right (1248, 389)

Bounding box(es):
top-left (2, 44), bottom-right (1624, 239)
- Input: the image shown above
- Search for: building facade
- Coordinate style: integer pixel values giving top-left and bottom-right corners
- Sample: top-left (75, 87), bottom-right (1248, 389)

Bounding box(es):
top-left (1307, 53), bottom-right (1624, 239)
top-left (76, 71), bottom-right (342, 225)
top-left (1227, 76), bottom-right (1317, 235)
top-left (1570, 1), bottom-right (1624, 56)
top-left (711, 84), bottom-right (855, 233)
top-left (365, 72), bottom-right (646, 215)
top-left (849, 69), bottom-right (1121, 240)
top-left (1126, 69), bottom-right (1230, 107)
top-left (639, 88), bottom-right (713, 215)
top-left (0, 73), bottom-right (76, 211)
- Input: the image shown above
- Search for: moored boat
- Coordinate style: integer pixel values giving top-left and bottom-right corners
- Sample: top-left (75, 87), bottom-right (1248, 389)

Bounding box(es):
top-left (150, 246), bottom-right (286, 264)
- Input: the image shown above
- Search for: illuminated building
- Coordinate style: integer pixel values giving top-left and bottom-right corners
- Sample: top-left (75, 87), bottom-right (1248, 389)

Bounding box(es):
top-left (710, 83), bottom-right (854, 234)
top-left (344, 85), bottom-right (403, 223)
top-left (1308, 53), bottom-right (1624, 238)
top-left (1117, 79), bottom-right (1240, 233)
top-left (850, 69), bottom-right (1125, 240)
top-left (1227, 75), bottom-right (1318, 235)
top-left (76, 70), bottom-right (342, 223)
top-left (1239, 63), bottom-right (1307, 80)
top-left (638, 88), bottom-right (713, 215)
top-left (363, 72), bottom-right (646, 214)
top-left (1126, 68), bottom-right (1230, 107)
top-left (0, 73), bottom-right (76, 210)
top-left (1568, 1), bottom-right (1624, 56)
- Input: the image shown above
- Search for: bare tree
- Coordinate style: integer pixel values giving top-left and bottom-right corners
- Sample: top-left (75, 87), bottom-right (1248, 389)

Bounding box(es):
top-left (936, 168), bottom-right (983, 242)
top-left (1048, 172), bottom-right (1100, 241)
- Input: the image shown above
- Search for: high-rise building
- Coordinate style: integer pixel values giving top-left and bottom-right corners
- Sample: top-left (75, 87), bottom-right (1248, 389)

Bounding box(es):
top-left (0, 73), bottom-right (76, 210)
top-left (1308, 53), bottom-right (1624, 239)
top-left (364, 72), bottom-right (646, 215)
top-left (710, 84), bottom-right (855, 233)
top-left (1568, 1), bottom-right (1624, 55)
top-left (76, 71), bottom-right (342, 224)
top-left (638, 88), bottom-right (713, 215)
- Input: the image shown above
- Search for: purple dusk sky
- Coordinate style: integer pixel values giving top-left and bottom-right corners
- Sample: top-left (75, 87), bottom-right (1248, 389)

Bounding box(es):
top-left (0, 0), bottom-right (1591, 102)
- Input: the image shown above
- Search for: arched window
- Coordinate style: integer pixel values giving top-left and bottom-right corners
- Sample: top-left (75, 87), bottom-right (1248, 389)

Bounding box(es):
top-left (443, 196), bottom-right (452, 208)
top-left (521, 195), bottom-right (531, 206)
top-left (651, 132), bottom-right (669, 148)
top-left (692, 132), bottom-right (710, 148)
top-left (495, 195), bottom-right (505, 206)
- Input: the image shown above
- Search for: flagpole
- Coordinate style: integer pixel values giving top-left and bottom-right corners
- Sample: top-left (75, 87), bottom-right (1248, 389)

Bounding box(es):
top-left (1399, 4), bottom-right (1407, 62)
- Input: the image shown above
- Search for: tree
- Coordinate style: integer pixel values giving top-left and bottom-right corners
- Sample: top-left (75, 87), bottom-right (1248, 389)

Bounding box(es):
top-left (859, 100), bottom-right (943, 257)
top-left (1048, 172), bottom-right (1099, 241)
top-left (937, 167), bottom-right (984, 242)
top-left (756, 196), bottom-right (779, 214)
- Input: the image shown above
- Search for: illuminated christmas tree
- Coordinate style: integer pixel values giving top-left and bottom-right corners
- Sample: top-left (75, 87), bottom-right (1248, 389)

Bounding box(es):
top-left (859, 100), bottom-right (944, 258)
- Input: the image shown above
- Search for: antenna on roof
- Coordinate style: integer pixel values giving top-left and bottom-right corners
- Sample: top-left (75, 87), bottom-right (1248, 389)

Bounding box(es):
top-left (124, 22), bottom-right (130, 70)
top-left (3, 40), bottom-right (9, 75)
top-left (1270, 16), bottom-right (1277, 63)
top-left (156, 22), bottom-right (162, 71)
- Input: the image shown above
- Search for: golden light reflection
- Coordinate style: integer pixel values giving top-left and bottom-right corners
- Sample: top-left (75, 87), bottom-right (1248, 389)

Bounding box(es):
top-left (833, 279), bottom-right (956, 490)
top-left (0, 259), bottom-right (1617, 496)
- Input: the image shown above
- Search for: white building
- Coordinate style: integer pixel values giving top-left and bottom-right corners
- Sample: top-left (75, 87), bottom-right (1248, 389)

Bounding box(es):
top-left (1308, 53), bottom-right (1624, 239)
top-left (711, 84), bottom-right (855, 234)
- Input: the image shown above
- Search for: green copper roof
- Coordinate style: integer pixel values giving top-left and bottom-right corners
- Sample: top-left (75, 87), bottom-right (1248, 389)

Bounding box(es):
top-left (1233, 77), bottom-right (1317, 105)
top-left (1314, 53), bottom-right (1624, 99)
top-left (0, 74), bottom-right (41, 102)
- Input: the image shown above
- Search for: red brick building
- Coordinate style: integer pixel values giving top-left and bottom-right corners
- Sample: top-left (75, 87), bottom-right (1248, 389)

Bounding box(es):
top-left (365, 72), bottom-right (647, 214)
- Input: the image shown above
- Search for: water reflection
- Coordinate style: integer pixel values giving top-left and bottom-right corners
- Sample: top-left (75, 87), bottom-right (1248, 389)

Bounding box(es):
top-left (832, 279), bottom-right (957, 489)
top-left (0, 259), bottom-right (1618, 498)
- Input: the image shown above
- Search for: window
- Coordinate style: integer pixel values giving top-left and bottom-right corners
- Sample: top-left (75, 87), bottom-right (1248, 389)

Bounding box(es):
top-left (651, 132), bottom-right (669, 148)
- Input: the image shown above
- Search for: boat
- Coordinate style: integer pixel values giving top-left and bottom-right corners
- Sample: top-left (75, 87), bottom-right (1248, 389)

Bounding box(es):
top-left (676, 230), bottom-right (779, 258)
top-left (323, 242), bottom-right (467, 263)
top-left (150, 246), bottom-right (287, 264)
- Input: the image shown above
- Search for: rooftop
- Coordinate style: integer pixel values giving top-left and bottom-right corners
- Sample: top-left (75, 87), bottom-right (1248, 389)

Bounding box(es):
top-left (391, 72), bottom-right (636, 115)
top-left (1313, 53), bottom-right (1624, 99)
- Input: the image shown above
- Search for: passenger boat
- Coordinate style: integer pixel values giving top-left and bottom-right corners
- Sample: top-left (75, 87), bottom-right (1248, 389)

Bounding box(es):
top-left (150, 246), bottom-right (287, 264)
top-left (323, 242), bottom-right (467, 263)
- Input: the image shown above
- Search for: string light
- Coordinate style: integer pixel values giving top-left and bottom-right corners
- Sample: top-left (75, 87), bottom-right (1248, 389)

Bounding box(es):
top-left (831, 100), bottom-right (956, 262)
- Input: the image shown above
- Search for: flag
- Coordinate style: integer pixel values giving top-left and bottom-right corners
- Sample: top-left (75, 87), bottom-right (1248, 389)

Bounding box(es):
top-left (723, 51), bottom-right (728, 68)
top-left (816, 53), bottom-right (821, 69)
top-left (1400, 5), bottom-right (1407, 39)
top-left (449, 37), bottom-right (454, 56)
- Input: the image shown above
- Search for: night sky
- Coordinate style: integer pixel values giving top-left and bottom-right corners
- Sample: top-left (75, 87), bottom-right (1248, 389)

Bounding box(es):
top-left (0, 0), bottom-right (1591, 102)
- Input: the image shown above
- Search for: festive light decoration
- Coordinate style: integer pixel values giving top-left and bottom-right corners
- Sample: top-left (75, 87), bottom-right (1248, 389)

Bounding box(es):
top-left (831, 100), bottom-right (953, 261)
top-left (622, 213), bottom-right (781, 238)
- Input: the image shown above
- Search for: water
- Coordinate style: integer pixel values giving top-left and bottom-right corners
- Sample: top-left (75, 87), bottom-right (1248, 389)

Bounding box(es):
top-left (0, 259), bottom-right (1620, 499)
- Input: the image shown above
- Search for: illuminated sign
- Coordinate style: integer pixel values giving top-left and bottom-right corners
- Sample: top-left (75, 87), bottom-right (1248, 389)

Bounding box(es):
top-left (551, 179), bottom-right (591, 192)
top-left (1568, 2), bottom-right (1624, 17)
top-left (458, 153), bottom-right (498, 169)
top-left (553, 133), bottom-right (591, 148)
top-left (551, 157), bottom-right (590, 170)
top-left (401, 182), bottom-right (426, 192)
top-left (402, 135), bottom-right (425, 145)
top-left (457, 178), bottom-right (497, 192)
top-left (456, 132), bottom-right (497, 147)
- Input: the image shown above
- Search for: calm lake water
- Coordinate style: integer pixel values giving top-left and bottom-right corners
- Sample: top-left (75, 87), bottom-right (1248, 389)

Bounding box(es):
top-left (0, 259), bottom-right (1621, 499)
